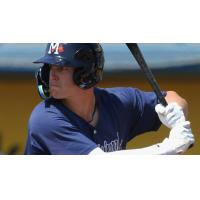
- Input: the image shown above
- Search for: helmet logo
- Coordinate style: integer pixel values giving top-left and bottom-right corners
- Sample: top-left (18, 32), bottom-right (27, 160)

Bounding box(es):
top-left (48, 43), bottom-right (64, 54)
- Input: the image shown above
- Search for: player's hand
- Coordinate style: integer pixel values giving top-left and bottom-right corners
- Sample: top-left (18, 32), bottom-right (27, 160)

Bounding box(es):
top-left (160, 121), bottom-right (195, 154)
top-left (155, 102), bottom-right (185, 129)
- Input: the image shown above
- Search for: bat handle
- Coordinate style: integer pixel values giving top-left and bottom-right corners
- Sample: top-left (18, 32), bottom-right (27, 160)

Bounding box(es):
top-left (148, 75), bottom-right (168, 107)
top-left (157, 92), bottom-right (168, 107)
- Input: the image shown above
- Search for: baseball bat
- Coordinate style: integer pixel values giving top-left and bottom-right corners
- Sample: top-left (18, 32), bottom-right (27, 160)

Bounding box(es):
top-left (126, 43), bottom-right (167, 106)
top-left (126, 43), bottom-right (193, 150)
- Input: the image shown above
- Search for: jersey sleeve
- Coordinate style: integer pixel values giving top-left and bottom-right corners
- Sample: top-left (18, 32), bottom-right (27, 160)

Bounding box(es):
top-left (126, 88), bottom-right (166, 141)
top-left (24, 113), bottom-right (97, 155)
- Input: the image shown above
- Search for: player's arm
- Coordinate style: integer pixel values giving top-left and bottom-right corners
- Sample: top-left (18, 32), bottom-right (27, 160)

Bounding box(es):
top-left (90, 95), bottom-right (195, 155)
top-left (89, 121), bottom-right (194, 155)
top-left (165, 91), bottom-right (188, 118)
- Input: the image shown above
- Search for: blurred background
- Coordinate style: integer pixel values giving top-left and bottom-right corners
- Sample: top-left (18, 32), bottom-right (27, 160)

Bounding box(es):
top-left (0, 43), bottom-right (199, 154)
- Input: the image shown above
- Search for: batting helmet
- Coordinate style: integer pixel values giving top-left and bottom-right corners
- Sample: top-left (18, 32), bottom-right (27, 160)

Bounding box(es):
top-left (34, 43), bottom-right (104, 99)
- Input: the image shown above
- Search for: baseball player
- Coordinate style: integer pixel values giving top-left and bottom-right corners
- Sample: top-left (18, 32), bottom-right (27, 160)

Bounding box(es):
top-left (24, 43), bottom-right (194, 155)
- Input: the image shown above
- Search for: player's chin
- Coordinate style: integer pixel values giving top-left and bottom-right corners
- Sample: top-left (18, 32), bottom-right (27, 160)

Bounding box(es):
top-left (50, 89), bottom-right (63, 99)
top-left (51, 94), bottom-right (64, 99)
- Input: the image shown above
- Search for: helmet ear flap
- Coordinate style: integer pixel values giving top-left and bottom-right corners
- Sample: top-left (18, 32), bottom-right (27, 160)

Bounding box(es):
top-left (73, 67), bottom-right (90, 89)
top-left (73, 67), bottom-right (103, 89)
top-left (35, 64), bottom-right (50, 99)
top-left (41, 64), bottom-right (50, 85)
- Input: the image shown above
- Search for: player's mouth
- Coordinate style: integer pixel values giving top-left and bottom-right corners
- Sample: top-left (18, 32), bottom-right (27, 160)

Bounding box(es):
top-left (49, 84), bottom-right (60, 88)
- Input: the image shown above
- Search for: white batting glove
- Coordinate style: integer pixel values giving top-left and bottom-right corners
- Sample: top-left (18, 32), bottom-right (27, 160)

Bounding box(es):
top-left (159, 121), bottom-right (195, 154)
top-left (155, 102), bottom-right (185, 129)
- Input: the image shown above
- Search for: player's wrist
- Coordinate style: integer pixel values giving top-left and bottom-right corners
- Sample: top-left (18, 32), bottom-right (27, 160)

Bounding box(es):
top-left (155, 102), bottom-right (186, 129)
top-left (158, 121), bottom-right (195, 155)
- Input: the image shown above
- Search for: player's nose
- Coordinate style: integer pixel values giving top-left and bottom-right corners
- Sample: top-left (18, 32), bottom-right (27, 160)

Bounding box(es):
top-left (50, 67), bottom-right (59, 81)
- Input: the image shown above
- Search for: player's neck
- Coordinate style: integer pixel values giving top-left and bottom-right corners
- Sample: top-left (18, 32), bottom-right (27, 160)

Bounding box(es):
top-left (62, 89), bottom-right (97, 123)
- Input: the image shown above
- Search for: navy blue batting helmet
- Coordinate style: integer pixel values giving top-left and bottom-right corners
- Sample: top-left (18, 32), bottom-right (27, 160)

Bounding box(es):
top-left (34, 43), bottom-right (104, 99)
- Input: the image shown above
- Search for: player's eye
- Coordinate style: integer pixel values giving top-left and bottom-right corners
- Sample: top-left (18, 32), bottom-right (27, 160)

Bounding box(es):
top-left (57, 67), bottom-right (64, 72)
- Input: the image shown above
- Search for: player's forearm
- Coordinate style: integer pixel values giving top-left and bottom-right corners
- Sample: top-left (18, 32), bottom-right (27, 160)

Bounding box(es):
top-left (89, 120), bottom-right (194, 155)
top-left (165, 91), bottom-right (188, 118)
top-left (89, 145), bottom-right (172, 155)
top-left (108, 144), bottom-right (172, 155)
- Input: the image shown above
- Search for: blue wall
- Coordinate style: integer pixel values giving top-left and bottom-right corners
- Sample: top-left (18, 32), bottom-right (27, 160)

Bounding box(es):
top-left (1, 43), bottom-right (200, 73)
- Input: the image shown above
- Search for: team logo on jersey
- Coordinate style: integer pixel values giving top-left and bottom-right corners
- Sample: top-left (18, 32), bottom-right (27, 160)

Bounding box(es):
top-left (48, 43), bottom-right (64, 54)
top-left (98, 132), bottom-right (123, 152)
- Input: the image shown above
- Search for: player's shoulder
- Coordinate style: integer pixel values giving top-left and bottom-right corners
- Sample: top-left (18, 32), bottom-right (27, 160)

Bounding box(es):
top-left (29, 98), bottom-right (63, 125)
top-left (31, 98), bottom-right (55, 114)
top-left (95, 87), bottom-right (142, 99)
top-left (28, 98), bottom-right (74, 136)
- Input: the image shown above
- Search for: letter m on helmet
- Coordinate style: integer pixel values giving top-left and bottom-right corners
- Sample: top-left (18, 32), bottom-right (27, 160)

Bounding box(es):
top-left (48, 43), bottom-right (60, 55)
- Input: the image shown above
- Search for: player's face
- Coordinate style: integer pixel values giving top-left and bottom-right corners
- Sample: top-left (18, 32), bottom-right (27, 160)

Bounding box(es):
top-left (49, 65), bottom-right (79, 99)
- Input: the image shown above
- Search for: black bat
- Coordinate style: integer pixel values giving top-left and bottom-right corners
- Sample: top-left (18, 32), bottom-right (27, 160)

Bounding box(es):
top-left (126, 43), bottom-right (167, 107)
top-left (126, 43), bottom-right (193, 150)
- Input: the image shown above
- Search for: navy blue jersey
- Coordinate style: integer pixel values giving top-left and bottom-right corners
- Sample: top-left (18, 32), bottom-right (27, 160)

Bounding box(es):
top-left (25, 87), bottom-right (164, 155)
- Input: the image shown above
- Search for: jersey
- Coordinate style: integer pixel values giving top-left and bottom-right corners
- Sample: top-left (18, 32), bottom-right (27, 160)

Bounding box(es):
top-left (24, 87), bottom-right (165, 155)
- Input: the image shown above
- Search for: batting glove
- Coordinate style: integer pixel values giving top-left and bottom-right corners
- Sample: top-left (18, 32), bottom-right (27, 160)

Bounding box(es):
top-left (155, 102), bottom-right (186, 129)
top-left (159, 121), bottom-right (195, 154)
